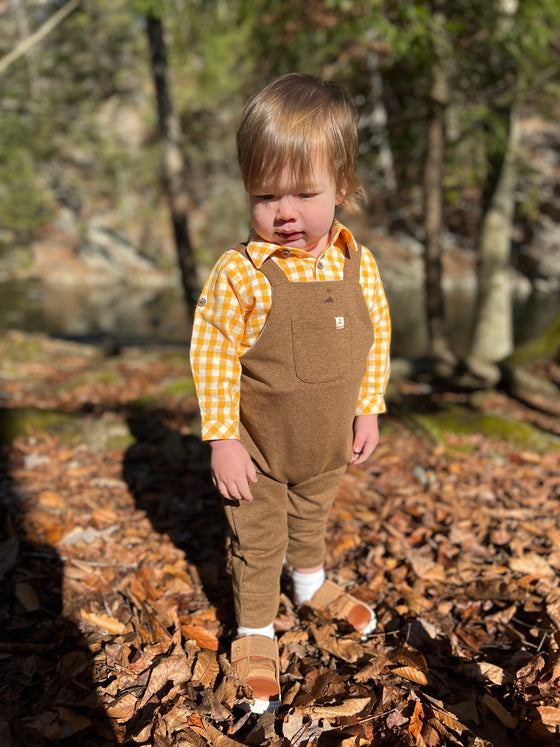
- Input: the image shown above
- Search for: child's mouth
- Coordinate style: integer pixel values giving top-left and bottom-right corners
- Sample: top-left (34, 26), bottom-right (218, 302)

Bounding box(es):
top-left (278, 231), bottom-right (303, 243)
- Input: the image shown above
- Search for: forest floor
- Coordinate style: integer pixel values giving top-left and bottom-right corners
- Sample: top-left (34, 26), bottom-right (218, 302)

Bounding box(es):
top-left (1, 330), bottom-right (560, 747)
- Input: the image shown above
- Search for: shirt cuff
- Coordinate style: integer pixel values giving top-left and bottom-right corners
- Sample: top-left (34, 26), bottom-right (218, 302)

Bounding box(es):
top-left (201, 421), bottom-right (240, 441)
top-left (355, 395), bottom-right (386, 416)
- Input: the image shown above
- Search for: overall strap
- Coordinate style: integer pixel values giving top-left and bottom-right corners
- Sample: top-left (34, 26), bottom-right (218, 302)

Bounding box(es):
top-left (343, 243), bottom-right (362, 282)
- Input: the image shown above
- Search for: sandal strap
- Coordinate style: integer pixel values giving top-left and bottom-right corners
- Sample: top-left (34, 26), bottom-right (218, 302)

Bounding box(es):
top-left (230, 635), bottom-right (279, 686)
top-left (310, 579), bottom-right (375, 632)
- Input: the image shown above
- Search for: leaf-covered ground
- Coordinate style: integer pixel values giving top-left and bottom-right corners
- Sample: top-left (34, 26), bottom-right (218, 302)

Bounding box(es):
top-left (1, 331), bottom-right (559, 746)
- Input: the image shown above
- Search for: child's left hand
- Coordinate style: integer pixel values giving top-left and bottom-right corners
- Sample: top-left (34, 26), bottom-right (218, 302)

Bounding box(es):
top-left (351, 414), bottom-right (379, 464)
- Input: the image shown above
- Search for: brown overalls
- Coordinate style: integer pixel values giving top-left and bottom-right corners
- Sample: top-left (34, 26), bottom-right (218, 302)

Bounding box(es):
top-left (224, 244), bottom-right (374, 627)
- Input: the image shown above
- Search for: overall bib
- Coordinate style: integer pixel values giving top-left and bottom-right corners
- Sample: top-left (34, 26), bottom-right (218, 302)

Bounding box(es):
top-left (224, 244), bottom-right (374, 627)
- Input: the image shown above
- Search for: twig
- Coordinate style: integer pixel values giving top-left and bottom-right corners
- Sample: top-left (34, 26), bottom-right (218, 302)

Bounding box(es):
top-left (0, 0), bottom-right (81, 76)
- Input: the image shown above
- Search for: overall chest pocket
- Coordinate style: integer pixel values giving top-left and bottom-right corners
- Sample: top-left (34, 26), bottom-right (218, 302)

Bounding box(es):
top-left (291, 318), bottom-right (352, 383)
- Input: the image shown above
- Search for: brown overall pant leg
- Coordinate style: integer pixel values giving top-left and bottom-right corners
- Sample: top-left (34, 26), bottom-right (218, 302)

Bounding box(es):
top-left (224, 463), bottom-right (346, 627)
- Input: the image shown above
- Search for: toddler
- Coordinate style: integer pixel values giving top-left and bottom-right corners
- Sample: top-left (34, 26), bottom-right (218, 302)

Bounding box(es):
top-left (190, 73), bottom-right (391, 713)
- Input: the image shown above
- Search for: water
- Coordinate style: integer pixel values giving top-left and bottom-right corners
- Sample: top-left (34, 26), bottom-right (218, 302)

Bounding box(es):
top-left (0, 278), bottom-right (558, 358)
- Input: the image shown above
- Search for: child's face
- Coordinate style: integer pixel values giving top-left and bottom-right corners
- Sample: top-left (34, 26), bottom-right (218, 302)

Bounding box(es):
top-left (249, 157), bottom-right (345, 256)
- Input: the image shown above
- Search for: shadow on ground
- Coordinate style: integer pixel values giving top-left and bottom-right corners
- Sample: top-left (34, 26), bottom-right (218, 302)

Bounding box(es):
top-left (122, 408), bottom-right (234, 634)
top-left (0, 408), bottom-right (116, 746)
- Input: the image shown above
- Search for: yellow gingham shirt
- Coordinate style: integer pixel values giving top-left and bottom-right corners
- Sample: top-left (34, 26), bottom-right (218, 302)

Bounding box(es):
top-left (190, 220), bottom-right (391, 441)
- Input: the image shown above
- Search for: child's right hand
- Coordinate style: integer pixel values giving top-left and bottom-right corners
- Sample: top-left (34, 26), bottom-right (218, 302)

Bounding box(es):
top-left (209, 439), bottom-right (258, 502)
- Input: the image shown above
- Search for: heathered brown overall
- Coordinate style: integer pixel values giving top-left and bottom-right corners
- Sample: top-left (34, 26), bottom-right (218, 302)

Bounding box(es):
top-left (224, 244), bottom-right (374, 627)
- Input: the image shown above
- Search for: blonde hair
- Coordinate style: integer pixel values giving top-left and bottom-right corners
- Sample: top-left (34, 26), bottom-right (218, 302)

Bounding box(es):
top-left (237, 73), bottom-right (362, 207)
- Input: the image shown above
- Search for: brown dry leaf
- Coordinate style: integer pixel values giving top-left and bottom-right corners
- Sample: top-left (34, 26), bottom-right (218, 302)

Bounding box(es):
top-left (104, 692), bottom-right (138, 721)
top-left (187, 715), bottom-right (246, 746)
top-left (482, 694), bottom-right (518, 729)
top-left (15, 581), bottom-right (40, 612)
top-left (354, 654), bottom-right (388, 682)
top-left (546, 593), bottom-right (560, 628)
top-left (408, 699), bottom-right (425, 740)
top-left (464, 661), bottom-right (505, 685)
top-left (391, 666), bottom-right (429, 686)
top-left (296, 697), bottom-right (371, 719)
top-left (534, 706), bottom-right (560, 727)
top-left (192, 649), bottom-right (220, 688)
top-left (310, 624), bottom-right (369, 663)
top-left (37, 490), bottom-right (65, 509)
top-left (423, 695), bottom-right (469, 735)
top-left (80, 609), bottom-right (126, 635)
top-left (136, 653), bottom-right (190, 709)
top-left (509, 553), bottom-right (556, 577)
top-left (392, 644), bottom-right (428, 672)
top-left (182, 623), bottom-right (219, 652)
top-left (282, 712), bottom-right (325, 746)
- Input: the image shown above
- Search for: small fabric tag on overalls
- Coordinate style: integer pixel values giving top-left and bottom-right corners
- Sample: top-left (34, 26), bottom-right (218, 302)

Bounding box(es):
top-left (335, 316), bottom-right (345, 330)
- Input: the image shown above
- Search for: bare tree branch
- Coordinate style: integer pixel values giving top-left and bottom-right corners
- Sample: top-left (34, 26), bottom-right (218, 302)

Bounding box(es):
top-left (0, 0), bottom-right (81, 76)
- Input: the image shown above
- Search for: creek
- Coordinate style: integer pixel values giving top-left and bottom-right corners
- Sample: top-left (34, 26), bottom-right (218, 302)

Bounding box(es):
top-left (0, 278), bottom-right (559, 358)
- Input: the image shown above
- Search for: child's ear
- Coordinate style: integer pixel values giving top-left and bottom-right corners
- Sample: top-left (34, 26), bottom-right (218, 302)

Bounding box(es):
top-left (335, 187), bottom-right (347, 206)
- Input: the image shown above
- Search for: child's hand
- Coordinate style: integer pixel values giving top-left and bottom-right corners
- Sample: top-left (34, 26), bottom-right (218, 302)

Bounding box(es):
top-left (351, 414), bottom-right (379, 465)
top-left (210, 439), bottom-right (258, 502)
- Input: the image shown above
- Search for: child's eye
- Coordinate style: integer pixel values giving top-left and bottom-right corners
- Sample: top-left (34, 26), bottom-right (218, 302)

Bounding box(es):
top-left (257, 194), bottom-right (274, 201)
top-left (300, 193), bottom-right (316, 199)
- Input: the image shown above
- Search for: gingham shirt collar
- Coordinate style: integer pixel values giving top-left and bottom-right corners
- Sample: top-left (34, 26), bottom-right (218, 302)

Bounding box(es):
top-left (245, 220), bottom-right (359, 269)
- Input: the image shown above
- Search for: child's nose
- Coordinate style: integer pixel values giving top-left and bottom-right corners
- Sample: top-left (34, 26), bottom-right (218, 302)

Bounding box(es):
top-left (275, 196), bottom-right (296, 221)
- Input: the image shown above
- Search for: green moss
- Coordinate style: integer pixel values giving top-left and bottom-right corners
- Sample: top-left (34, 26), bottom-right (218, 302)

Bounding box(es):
top-left (0, 334), bottom-right (43, 364)
top-left (414, 405), bottom-right (560, 454)
top-left (63, 369), bottom-right (123, 390)
top-left (0, 407), bottom-right (82, 444)
top-left (160, 377), bottom-right (196, 400)
top-left (506, 316), bottom-right (560, 367)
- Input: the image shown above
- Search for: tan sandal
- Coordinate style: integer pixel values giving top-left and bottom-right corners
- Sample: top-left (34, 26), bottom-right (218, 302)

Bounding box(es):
top-left (230, 635), bottom-right (281, 714)
top-left (309, 579), bottom-right (377, 635)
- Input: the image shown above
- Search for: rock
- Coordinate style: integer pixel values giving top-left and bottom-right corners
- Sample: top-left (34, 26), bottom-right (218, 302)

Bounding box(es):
top-left (80, 222), bottom-right (165, 284)
top-left (31, 217), bottom-right (175, 288)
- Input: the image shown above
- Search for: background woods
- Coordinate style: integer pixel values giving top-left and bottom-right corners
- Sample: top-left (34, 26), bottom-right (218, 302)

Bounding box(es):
top-left (1, 0), bottom-right (560, 361)
top-left (1, 1), bottom-right (560, 745)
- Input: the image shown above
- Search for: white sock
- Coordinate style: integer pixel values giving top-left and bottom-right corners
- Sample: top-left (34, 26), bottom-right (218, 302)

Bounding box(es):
top-left (292, 567), bottom-right (326, 606)
top-left (237, 623), bottom-right (275, 640)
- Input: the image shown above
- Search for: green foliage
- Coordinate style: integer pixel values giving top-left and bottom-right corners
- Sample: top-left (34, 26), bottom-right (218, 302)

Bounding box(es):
top-left (0, 116), bottom-right (51, 250)
top-left (0, 0), bottom-right (559, 265)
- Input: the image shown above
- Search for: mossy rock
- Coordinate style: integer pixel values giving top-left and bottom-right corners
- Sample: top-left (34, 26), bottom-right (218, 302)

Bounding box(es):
top-left (160, 376), bottom-right (196, 400)
top-left (0, 407), bottom-right (83, 444)
top-left (506, 316), bottom-right (560, 367)
top-left (413, 405), bottom-right (560, 454)
top-left (0, 407), bottom-right (134, 451)
top-left (0, 330), bottom-right (101, 364)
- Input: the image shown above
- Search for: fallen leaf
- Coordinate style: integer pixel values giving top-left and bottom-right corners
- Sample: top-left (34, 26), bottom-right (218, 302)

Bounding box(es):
top-left (80, 610), bottom-right (126, 635)
top-left (310, 624), bottom-right (369, 663)
top-left (15, 581), bottom-right (40, 612)
top-left (534, 705), bottom-right (560, 727)
top-left (391, 666), bottom-right (429, 686)
top-left (182, 623), bottom-right (219, 651)
top-left (482, 694), bottom-right (518, 729)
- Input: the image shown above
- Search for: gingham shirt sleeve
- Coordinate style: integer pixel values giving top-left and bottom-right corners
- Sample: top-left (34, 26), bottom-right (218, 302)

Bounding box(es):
top-left (356, 246), bottom-right (391, 415)
top-left (189, 251), bottom-right (252, 441)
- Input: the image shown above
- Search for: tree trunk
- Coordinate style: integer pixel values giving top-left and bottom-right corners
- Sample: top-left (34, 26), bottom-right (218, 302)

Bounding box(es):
top-left (358, 33), bottom-right (396, 193)
top-left (423, 61), bottom-right (455, 367)
top-left (145, 13), bottom-right (199, 322)
top-left (468, 107), bottom-right (520, 364)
